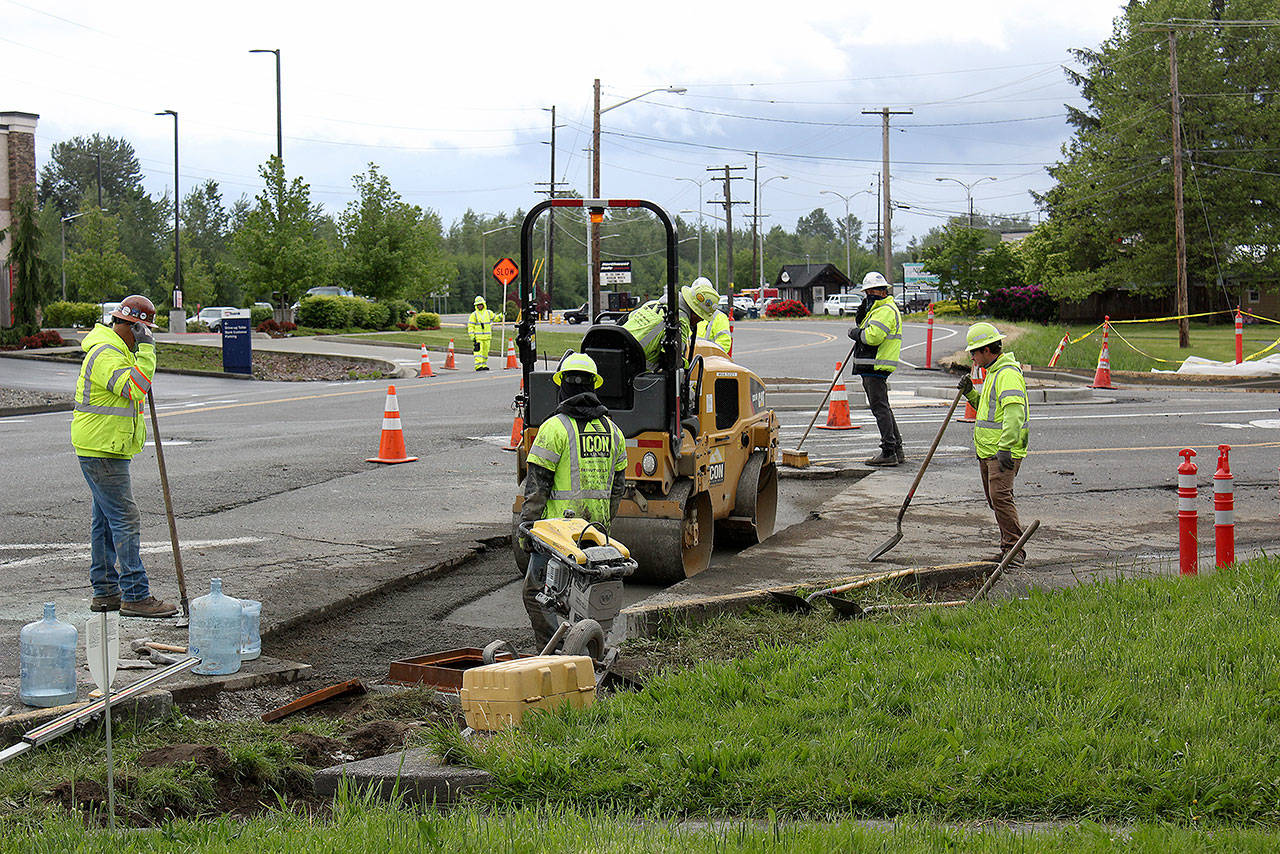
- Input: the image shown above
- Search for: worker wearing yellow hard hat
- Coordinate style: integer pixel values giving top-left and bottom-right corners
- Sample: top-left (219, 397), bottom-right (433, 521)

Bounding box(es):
top-left (623, 277), bottom-right (718, 370)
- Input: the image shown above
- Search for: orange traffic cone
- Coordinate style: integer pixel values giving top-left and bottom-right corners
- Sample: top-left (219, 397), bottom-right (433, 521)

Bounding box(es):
top-left (418, 344), bottom-right (434, 378)
top-left (817, 361), bottom-right (861, 431)
top-left (366, 385), bottom-right (419, 464)
top-left (504, 339), bottom-right (518, 370)
top-left (443, 338), bottom-right (457, 370)
top-left (960, 364), bottom-right (983, 423)
top-left (503, 380), bottom-right (525, 452)
top-left (1090, 316), bottom-right (1116, 389)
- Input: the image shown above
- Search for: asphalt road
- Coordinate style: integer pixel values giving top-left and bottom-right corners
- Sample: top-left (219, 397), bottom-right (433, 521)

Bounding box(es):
top-left (1, 318), bottom-right (1277, 685)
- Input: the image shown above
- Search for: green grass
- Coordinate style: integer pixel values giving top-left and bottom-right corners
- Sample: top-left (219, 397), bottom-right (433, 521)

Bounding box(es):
top-left (153, 344), bottom-right (230, 373)
top-left (6, 807), bottom-right (1280, 852)
top-left (356, 327), bottom-right (585, 360)
top-left (1012, 320), bottom-right (1280, 372)
top-left (439, 556), bottom-right (1280, 825)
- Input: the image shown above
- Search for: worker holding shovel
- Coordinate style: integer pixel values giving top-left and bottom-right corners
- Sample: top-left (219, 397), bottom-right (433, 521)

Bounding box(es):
top-left (71, 295), bottom-right (178, 617)
top-left (960, 322), bottom-right (1030, 568)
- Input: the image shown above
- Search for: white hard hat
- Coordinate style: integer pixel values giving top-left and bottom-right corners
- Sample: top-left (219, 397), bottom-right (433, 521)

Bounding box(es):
top-left (858, 271), bottom-right (890, 293)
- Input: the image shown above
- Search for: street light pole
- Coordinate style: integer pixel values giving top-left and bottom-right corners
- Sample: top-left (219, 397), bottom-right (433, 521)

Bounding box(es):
top-left (591, 81), bottom-right (686, 318)
top-left (59, 212), bottom-right (86, 301)
top-left (155, 110), bottom-right (182, 332)
top-left (249, 49), bottom-right (283, 161)
top-left (674, 177), bottom-right (706, 277)
top-left (935, 176), bottom-right (997, 228)
top-left (758, 175), bottom-right (788, 289)
top-left (820, 188), bottom-right (869, 279)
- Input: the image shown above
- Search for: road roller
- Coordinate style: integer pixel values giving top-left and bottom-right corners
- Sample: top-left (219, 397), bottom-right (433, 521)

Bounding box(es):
top-left (510, 198), bottom-right (780, 582)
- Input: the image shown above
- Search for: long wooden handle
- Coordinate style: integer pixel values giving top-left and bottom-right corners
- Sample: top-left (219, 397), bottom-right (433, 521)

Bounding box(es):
top-left (893, 388), bottom-right (964, 526)
top-left (147, 393), bottom-right (189, 615)
top-left (795, 342), bottom-right (857, 452)
top-left (818, 566), bottom-right (919, 598)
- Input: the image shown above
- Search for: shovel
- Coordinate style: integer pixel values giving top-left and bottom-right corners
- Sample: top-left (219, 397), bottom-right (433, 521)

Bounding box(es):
top-left (147, 393), bottom-right (190, 627)
top-left (866, 387), bottom-right (965, 562)
top-left (767, 567), bottom-right (919, 614)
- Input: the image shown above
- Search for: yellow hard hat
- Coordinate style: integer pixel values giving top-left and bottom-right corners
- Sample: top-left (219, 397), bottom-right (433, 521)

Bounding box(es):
top-left (553, 352), bottom-right (603, 388)
top-left (681, 281), bottom-right (719, 322)
top-left (966, 321), bottom-right (1004, 351)
top-left (474, 295), bottom-right (486, 306)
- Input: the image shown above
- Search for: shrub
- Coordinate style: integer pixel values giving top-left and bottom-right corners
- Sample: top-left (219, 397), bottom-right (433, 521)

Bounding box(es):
top-left (504, 300), bottom-right (519, 321)
top-left (18, 329), bottom-right (65, 349)
top-left (349, 299), bottom-right (373, 329)
top-left (255, 319), bottom-right (297, 337)
top-left (364, 301), bottom-right (391, 330)
top-left (43, 301), bottom-right (100, 328)
top-left (298, 295), bottom-right (355, 329)
top-left (381, 299), bottom-right (414, 325)
top-left (930, 300), bottom-right (963, 316)
top-left (153, 313), bottom-right (169, 331)
top-left (415, 311), bottom-right (441, 330)
top-left (250, 305), bottom-right (273, 326)
top-left (765, 299), bottom-right (810, 318)
top-left (984, 284), bottom-right (1057, 324)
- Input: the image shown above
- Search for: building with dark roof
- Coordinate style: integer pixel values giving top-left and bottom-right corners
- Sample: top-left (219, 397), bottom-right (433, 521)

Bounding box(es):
top-left (772, 263), bottom-right (852, 313)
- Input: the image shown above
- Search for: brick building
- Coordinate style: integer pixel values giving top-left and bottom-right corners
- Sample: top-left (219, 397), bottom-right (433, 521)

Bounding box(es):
top-left (1, 111), bottom-right (40, 328)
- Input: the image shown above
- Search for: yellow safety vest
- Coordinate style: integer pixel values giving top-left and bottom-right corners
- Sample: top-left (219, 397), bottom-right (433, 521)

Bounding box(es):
top-left (854, 297), bottom-right (902, 374)
top-left (622, 300), bottom-right (691, 369)
top-left (967, 351), bottom-right (1029, 459)
top-left (70, 324), bottom-right (155, 459)
top-left (696, 311), bottom-right (732, 352)
top-left (467, 308), bottom-right (499, 338)
top-left (527, 413), bottom-right (627, 525)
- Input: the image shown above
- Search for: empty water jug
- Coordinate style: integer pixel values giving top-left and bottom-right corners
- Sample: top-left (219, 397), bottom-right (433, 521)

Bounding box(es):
top-left (239, 599), bottom-right (262, 661)
top-left (20, 602), bottom-right (78, 707)
top-left (189, 578), bottom-right (242, 675)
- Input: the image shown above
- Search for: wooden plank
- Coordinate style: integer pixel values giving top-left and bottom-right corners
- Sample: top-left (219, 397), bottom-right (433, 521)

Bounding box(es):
top-left (261, 678), bottom-right (365, 723)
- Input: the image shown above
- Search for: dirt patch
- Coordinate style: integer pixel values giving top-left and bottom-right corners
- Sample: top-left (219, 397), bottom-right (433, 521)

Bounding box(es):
top-left (136, 744), bottom-right (232, 778)
top-left (47, 778), bottom-right (110, 811)
top-left (341, 720), bottom-right (410, 759)
top-left (247, 351), bottom-right (390, 382)
top-left (285, 732), bottom-right (352, 767)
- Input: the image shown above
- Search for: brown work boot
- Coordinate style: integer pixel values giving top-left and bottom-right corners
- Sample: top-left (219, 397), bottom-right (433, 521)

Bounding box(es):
top-left (91, 594), bottom-right (121, 612)
top-left (864, 451), bottom-right (899, 467)
top-left (121, 596), bottom-right (179, 618)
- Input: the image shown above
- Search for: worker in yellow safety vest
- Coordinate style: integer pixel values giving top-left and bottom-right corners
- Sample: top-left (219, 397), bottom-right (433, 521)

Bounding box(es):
top-left (622, 278), bottom-right (719, 370)
top-left (466, 295), bottom-right (501, 371)
top-left (696, 308), bottom-right (732, 353)
top-left (847, 271), bottom-right (903, 466)
top-left (518, 353), bottom-right (628, 647)
top-left (71, 295), bottom-right (178, 618)
top-left (959, 321), bottom-right (1030, 568)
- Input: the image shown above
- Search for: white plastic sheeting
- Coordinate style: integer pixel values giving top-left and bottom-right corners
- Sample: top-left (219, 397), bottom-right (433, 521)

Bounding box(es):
top-left (1154, 354), bottom-right (1280, 377)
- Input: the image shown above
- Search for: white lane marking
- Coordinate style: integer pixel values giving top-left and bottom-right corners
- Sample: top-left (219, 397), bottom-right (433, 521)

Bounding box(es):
top-left (0, 536), bottom-right (265, 569)
top-left (900, 324), bottom-right (960, 353)
top-left (1250, 419), bottom-right (1280, 429)
top-left (144, 439), bottom-right (191, 447)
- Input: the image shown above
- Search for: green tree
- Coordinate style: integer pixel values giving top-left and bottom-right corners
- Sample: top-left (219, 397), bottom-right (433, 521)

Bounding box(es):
top-left (338, 164), bottom-right (431, 301)
top-left (64, 202), bottom-right (135, 303)
top-left (231, 157), bottom-right (332, 308)
top-left (2, 187), bottom-right (56, 332)
top-left (795, 208), bottom-right (837, 241)
top-left (38, 134), bottom-right (145, 215)
top-left (160, 249), bottom-right (215, 310)
top-left (920, 224), bottom-right (1003, 311)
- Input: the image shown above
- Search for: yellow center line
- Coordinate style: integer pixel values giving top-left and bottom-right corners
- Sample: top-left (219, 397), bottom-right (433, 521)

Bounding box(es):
top-left (736, 328), bottom-right (836, 355)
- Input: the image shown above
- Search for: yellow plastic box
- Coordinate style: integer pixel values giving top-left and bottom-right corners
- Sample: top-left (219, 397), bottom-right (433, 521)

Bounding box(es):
top-left (460, 655), bottom-right (596, 731)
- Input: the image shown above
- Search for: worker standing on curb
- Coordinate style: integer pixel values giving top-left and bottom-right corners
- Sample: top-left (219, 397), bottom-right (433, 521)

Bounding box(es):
top-left (959, 321), bottom-right (1029, 567)
top-left (623, 279), bottom-right (719, 370)
top-left (517, 354), bottom-right (627, 648)
top-left (848, 271), bottom-right (903, 466)
top-left (467, 295), bottom-right (500, 371)
top-left (71, 295), bottom-right (178, 618)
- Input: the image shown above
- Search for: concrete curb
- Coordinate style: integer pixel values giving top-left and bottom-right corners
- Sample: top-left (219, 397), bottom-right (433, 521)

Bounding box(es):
top-left (313, 747), bottom-right (493, 803)
top-left (620, 561), bottom-right (992, 639)
top-left (0, 401), bottom-right (73, 417)
top-left (912, 386), bottom-right (1101, 404)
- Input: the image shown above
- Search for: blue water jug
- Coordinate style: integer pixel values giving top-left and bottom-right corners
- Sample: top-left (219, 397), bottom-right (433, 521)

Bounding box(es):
top-left (20, 602), bottom-right (78, 707)
top-left (189, 579), bottom-right (242, 675)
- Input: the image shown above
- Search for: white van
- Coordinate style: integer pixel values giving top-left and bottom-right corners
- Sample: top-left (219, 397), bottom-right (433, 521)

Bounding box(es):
top-left (822, 293), bottom-right (862, 316)
top-left (99, 302), bottom-right (122, 325)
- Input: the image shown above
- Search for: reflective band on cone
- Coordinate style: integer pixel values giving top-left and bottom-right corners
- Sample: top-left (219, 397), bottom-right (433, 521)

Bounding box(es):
top-left (1047, 331), bottom-right (1069, 368)
top-left (504, 339), bottom-right (518, 370)
top-left (1214, 444), bottom-right (1234, 568)
top-left (817, 361), bottom-right (861, 431)
top-left (418, 344), bottom-right (434, 378)
top-left (1177, 448), bottom-right (1198, 576)
top-left (444, 339), bottom-right (457, 370)
top-left (960, 364), bottom-right (983, 424)
top-left (1091, 316), bottom-right (1116, 389)
top-left (366, 385), bottom-right (419, 464)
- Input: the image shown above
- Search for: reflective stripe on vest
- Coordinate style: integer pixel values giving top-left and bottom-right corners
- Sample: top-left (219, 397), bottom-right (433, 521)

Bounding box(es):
top-left (76, 343), bottom-right (138, 417)
top-left (547, 414), bottom-right (615, 502)
top-left (975, 363), bottom-right (1027, 430)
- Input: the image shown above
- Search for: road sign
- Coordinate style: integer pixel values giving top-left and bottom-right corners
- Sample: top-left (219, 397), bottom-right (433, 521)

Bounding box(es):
top-left (492, 258), bottom-right (519, 286)
top-left (600, 260), bottom-right (632, 286)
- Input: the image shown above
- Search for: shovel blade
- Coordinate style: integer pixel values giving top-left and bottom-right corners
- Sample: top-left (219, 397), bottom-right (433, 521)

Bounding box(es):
top-left (866, 531), bottom-right (903, 562)
top-left (818, 594), bottom-right (866, 620)
top-left (767, 591), bottom-right (814, 614)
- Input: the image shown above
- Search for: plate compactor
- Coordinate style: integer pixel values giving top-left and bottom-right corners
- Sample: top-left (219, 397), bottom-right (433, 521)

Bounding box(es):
top-left (510, 198), bottom-right (780, 583)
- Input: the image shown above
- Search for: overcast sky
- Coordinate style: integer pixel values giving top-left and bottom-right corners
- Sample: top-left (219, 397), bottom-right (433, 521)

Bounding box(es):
top-left (7, 0), bottom-right (1126, 255)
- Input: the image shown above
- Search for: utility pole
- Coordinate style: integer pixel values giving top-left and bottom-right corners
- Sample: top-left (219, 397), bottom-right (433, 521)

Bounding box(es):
top-left (535, 105), bottom-right (561, 318)
top-left (1169, 27), bottom-right (1190, 348)
top-left (862, 107), bottom-right (912, 283)
top-left (591, 79), bottom-right (602, 320)
top-left (708, 164), bottom-right (747, 306)
top-left (751, 152), bottom-right (759, 290)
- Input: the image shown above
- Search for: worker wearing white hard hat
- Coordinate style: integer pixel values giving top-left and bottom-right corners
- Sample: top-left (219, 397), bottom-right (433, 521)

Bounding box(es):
top-left (847, 271), bottom-right (904, 466)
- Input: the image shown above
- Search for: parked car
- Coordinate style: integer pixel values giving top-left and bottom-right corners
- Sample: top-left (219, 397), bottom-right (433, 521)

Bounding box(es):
top-left (822, 293), bottom-right (862, 316)
top-left (563, 303), bottom-right (590, 324)
top-left (190, 306), bottom-right (235, 332)
top-left (716, 296), bottom-right (749, 321)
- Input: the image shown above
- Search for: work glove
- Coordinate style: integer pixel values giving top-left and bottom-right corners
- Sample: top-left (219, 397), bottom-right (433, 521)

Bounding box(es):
top-left (473, 339), bottom-right (481, 353)
top-left (996, 449), bottom-right (1015, 471)
top-left (132, 321), bottom-right (155, 347)
top-left (957, 375), bottom-right (973, 395)
top-left (518, 534), bottom-right (534, 554)
top-left (847, 326), bottom-right (861, 343)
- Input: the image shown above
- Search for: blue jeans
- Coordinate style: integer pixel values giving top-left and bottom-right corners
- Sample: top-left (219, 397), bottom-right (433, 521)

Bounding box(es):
top-left (78, 456), bottom-right (151, 602)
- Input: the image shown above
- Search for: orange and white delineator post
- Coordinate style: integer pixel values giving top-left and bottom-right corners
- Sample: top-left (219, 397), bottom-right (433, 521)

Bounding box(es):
top-left (1047, 331), bottom-right (1070, 368)
top-left (817, 361), bottom-right (860, 431)
top-left (960, 363), bottom-right (984, 423)
top-left (418, 344), bottom-right (435, 378)
top-left (444, 338), bottom-right (458, 370)
top-left (923, 303), bottom-right (935, 369)
top-left (1177, 448), bottom-right (1198, 576)
top-left (504, 338), bottom-right (518, 370)
top-left (366, 385), bottom-right (419, 464)
top-left (1214, 444), bottom-right (1234, 568)
top-left (1090, 316), bottom-right (1116, 389)
top-left (1235, 308), bottom-right (1244, 365)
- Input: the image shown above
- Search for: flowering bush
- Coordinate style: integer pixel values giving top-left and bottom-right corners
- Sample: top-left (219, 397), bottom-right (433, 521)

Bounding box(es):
top-left (255, 319), bottom-right (297, 337)
top-left (984, 284), bottom-right (1057, 324)
top-left (765, 299), bottom-right (810, 318)
top-left (18, 329), bottom-right (65, 349)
